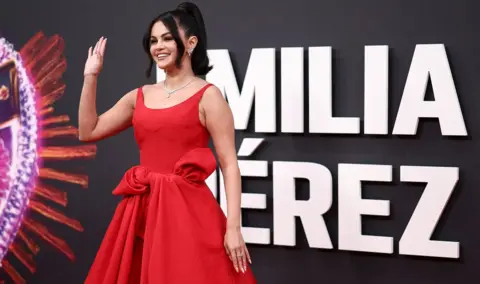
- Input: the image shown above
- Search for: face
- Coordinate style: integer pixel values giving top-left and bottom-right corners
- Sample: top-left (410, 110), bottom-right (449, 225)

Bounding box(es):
top-left (149, 20), bottom-right (197, 72)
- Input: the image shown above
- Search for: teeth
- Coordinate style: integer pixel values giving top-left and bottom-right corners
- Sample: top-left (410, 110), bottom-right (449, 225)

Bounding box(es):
top-left (157, 54), bottom-right (169, 59)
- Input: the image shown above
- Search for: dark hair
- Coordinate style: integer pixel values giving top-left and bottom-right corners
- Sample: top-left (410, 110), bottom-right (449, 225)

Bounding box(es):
top-left (142, 2), bottom-right (213, 77)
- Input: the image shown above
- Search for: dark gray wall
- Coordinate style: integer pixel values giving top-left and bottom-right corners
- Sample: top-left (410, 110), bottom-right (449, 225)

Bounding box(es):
top-left (1, 0), bottom-right (479, 283)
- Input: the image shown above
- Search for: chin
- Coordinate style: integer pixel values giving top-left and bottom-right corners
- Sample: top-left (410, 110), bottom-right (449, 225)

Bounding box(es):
top-left (155, 61), bottom-right (174, 71)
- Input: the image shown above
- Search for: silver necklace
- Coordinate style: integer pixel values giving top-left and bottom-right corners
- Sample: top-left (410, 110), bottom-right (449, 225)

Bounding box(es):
top-left (163, 78), bottom-right (195, 98)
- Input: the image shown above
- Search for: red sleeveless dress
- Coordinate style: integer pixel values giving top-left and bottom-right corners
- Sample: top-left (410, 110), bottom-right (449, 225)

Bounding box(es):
top-left (84, 84), bottom-right (257, 284)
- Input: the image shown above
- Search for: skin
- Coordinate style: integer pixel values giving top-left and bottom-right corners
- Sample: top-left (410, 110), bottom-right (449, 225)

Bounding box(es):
top-left (78, 20), bottom-right (251, 273)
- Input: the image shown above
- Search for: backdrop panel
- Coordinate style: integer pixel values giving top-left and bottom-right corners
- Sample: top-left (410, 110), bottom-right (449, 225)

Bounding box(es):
top-left (1, 0), bottom-right (479, 283)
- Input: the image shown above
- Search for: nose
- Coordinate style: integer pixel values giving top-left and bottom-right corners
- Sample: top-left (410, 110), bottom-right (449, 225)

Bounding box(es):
top-left (152, 40), bottom-right (166, 50)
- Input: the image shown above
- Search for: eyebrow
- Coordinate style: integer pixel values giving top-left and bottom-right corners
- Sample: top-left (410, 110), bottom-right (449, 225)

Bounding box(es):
top-left (151, 32), bottom-right (171, 38)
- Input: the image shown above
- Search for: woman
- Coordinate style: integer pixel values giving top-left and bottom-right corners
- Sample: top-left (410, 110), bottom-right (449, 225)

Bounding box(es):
top-left (78, 2), bottom-right (257, 283)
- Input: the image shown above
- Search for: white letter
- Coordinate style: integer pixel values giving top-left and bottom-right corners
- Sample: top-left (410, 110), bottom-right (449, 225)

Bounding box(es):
top-left (309, 46), bottom-right (360, 134)
top-left (205, 171), bottom-right (218, 198)
top-left (399, 166), bottom-right (459, 258)
top-left (155, 64), bottom-right (166, 82)
top-left (273, 161), bottom-right (333, 249)
top-left (206, 49), bottom-right (276, 133)
top-left (364, 45), bottom-right (389, 135)
top-left (393, 44), bottom-right (467, 136)
top-left (338, 163), bottom-right (393, 254)
top-left (220, 138), bottom-right (270, 245)
top-left (281, 47), bottom-right (304, 133)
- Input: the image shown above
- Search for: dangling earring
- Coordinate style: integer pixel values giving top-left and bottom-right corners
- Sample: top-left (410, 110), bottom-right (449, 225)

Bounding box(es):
top-left (187, 48), bottom-right (194, 56)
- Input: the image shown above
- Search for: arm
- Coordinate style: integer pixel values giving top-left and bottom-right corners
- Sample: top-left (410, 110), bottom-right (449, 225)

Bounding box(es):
top-left (202, 86), bottom-right (241, 229)
top-left (202, 85), bottom-right (251, 273)
top-left (78, 74), bottom-right (136, 142)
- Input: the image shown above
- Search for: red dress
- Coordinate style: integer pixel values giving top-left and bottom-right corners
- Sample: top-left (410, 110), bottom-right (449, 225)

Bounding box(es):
top-left (85, 84), bottom-right (257, 284)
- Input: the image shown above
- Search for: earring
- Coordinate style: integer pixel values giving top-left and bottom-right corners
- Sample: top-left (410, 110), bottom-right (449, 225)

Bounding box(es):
top-left (187, 48), bottom-right (194, 56)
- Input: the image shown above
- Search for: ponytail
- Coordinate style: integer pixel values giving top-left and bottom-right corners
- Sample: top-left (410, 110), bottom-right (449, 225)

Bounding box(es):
top-left (175, 2), bottom-right (212, 76)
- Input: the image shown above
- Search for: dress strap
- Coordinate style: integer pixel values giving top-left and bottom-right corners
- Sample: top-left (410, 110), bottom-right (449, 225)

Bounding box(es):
top-left (179, 83), bottom-right (214, 122)
top-left (191, 83), bottom-right (214, 103)
top-left (196, 83), bottom-right (213, 97)
top-left (135, 86), bottom-right (145, 108)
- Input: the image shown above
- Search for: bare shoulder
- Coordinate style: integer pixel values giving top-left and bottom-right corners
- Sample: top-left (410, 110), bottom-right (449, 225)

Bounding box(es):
top-left (200, 82), bottom-right (233, 123)
top-left (202, 82), bottom-right (225, 106)
top-left (121, 85), bottom-right (144, 108)
top-left (125, 87), bottom-right (139, 98)
top-left (141, 83), bottom-right (157, 94)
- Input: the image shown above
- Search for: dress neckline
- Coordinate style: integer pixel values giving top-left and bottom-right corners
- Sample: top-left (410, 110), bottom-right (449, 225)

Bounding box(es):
top-left (140, 84), bottom-right (212, 111)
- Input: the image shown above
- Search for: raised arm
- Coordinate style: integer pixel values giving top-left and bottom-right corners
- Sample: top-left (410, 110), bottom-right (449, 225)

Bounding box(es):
top-left (78, 37), bottom-right (135, 142)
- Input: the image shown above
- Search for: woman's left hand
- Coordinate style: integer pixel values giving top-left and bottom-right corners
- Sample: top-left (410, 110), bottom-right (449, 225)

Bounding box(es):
top-left (224, 227), bottom-right (251, 273)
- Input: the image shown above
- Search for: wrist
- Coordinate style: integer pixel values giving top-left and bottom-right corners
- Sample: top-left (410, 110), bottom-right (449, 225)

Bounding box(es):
top-left (226, 226), bottom-right (241, 233)
top-left (84, 73), bottom-right (98, 78)
top-left (226, 219), bottom-right (241, 231)
top-left (83, 74), bottom-right (98, 84)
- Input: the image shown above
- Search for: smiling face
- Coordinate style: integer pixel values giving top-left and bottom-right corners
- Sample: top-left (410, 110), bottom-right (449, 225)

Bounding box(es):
top-left (149, 21), bottom-right (178, 71)
top-left (149, 20), bottom-right (198, 73)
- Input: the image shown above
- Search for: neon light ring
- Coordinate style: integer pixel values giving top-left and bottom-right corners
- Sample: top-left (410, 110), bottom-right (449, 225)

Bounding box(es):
top-left (0, 37), bottom-right (38, 263)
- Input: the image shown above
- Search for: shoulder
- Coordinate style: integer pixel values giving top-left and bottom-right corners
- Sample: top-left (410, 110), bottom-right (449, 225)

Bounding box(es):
top-left (126, 86), bottom-right (141, 99)
top-left (130, 83), bottom-right (162, 96)
top-left (120, 85), bottom-right (144, 107)
top-left (201, 81), bottom-right (224, 102)
top-left (141, 83), bottom-right (158, 94)
top-left (199, 81), bottom-right (231, 116)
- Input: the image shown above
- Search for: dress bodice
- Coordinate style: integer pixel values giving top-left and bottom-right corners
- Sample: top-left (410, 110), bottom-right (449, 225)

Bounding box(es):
top-left (132, 84), bottom-right (212, 173)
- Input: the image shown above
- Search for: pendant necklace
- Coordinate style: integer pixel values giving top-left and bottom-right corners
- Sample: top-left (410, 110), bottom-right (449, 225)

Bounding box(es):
top-left (164, 78), bottom-right (195, 98)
